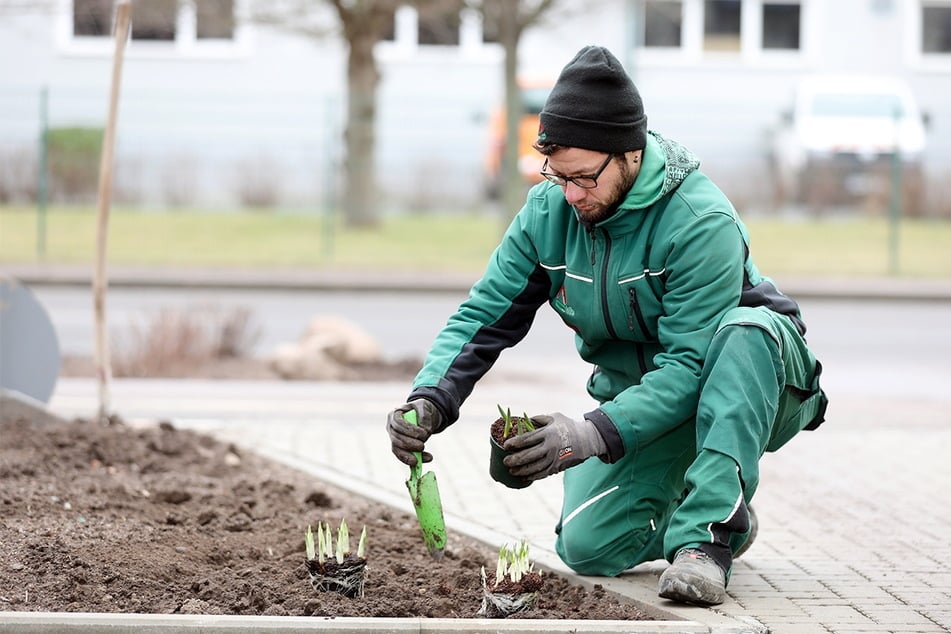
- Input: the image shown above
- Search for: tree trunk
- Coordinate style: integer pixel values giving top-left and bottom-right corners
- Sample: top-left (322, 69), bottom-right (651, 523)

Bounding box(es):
top-left (343, 32), bottom-right (380, 228)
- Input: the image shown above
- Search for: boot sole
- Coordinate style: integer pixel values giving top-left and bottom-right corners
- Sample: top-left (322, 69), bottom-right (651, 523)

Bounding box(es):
top-left (658, 572), bottom-right (726, 606)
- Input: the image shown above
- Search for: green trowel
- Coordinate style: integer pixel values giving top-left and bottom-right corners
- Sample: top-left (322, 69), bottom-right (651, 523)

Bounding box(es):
top-left (403, 409), bottom-right (447, 559)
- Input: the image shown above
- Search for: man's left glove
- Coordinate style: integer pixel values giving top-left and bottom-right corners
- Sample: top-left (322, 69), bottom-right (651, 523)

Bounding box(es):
top-left (502, 413), bottom-right (608, 481)
top-left (386, 399), bottom-right (444, 466)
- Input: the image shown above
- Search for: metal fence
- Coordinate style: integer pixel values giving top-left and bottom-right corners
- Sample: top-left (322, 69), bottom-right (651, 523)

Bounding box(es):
top-left (0, 83), bottom-right (495, 213)
top-left (2, 83), bottom-right (947, 219)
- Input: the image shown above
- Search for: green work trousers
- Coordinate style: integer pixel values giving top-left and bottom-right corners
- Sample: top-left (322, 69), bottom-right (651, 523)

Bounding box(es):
top-left (554, 306), bottom-right (827, 577)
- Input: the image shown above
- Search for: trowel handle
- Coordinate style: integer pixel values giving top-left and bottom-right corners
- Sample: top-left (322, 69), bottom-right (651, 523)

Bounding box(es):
top-left (404, 409), bottom-right (423, 479)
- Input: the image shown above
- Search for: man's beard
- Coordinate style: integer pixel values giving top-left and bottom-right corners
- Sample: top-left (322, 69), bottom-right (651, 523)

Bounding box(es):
top-left (575, 161), bottom-right (638, 225)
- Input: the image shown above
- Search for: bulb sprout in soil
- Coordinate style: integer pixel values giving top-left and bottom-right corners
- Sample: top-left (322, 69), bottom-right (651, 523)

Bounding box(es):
top-left (304, 519), bottom-right (368, 598)
top-left (479, 539), bottom-right (542, 618)
top-left (497, 405), bottom-right (535, 439)
top-left (492, 540), bottom-right (534, 587)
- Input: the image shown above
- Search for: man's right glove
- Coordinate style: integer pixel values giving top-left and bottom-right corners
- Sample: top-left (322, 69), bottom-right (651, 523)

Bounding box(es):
top-left (502, 413), bottom-right (607, 481)
top-left (386, 399), bottom-right (444, 466)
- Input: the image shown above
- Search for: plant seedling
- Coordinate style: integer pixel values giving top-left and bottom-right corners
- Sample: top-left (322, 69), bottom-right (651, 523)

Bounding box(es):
top-left (479, 539), bottom-right (544, 618)
top-left (489, 406), bottom-right (537, 489)
top-left (304, 519), bottom-right (368, 598)
top-left (493, 540), bottom-right (534, 586)
top-left (497, 405), bottom-right (535, 440)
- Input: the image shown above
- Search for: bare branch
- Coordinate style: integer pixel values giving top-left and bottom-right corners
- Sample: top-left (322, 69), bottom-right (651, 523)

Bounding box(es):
top-left (516, 0), bottom-right (557, 31)
top-left (245, 0), bottom-right (337, 39)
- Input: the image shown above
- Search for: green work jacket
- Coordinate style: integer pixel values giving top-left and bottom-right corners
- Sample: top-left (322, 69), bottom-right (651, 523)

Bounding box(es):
top-left (409, 132), bottom-right (804, 461)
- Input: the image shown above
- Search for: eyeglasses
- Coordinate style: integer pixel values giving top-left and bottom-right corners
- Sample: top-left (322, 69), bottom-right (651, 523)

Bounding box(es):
top-left (539, 154), bottom-right (614, 189)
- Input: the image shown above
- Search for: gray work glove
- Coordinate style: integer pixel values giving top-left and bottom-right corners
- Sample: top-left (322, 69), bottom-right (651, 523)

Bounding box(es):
top-left (502, 413), bottom-right (607, 481)
top-left (386, 399), bottom-right (444, 466)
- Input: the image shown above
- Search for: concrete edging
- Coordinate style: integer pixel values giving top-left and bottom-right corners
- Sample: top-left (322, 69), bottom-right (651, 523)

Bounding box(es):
top-left (0, 612), bottom-right (714, 633)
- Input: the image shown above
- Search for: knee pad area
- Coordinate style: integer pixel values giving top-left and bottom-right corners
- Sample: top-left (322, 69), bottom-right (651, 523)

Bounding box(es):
top-left (557, 522), bottom-right (658, 577)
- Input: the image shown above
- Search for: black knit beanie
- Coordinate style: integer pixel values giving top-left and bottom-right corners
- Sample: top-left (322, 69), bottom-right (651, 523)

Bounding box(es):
top-left (537, 45), bottom-right (647, 153)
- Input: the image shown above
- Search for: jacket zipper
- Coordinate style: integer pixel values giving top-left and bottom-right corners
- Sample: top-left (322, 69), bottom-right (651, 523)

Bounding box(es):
top-left (595, 229), bottom-right (619, 340)
top-left (591, 226), bottom-right (647, 375)
top-left (587, 226), bottom-right (596, 267)
top-left (628, 288), bottom-right (650, 336)
top-left (628, 288), bottom-right (649, 375)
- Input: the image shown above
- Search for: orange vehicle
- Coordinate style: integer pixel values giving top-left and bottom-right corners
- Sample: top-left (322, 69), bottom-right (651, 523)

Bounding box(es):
top-left (483, 81), bottom-right (552, 199)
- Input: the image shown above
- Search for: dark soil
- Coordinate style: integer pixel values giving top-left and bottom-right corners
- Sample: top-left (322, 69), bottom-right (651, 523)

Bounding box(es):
top-left (0, 415), bottom-right (654, 621)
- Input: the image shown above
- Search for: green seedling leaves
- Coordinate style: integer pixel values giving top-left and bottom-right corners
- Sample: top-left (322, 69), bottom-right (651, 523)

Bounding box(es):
top-left (304, 519), bottom-right (367, 564)
top-left (491, 539), bottom-right (534, 587)
top-left (497, 404), bottom-right (535, 439)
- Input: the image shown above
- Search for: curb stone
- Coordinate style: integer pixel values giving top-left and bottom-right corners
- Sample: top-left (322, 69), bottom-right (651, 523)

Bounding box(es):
top-left (0, 612), bottom-right (720, 633)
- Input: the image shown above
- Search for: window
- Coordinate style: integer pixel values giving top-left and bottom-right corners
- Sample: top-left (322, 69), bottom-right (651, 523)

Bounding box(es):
top-left (378, 5), bottom-right (493, 52)
top-left (762, 2), bottom-right (800, 49)
top-left (197, 0), bottom-right (235, 39)
top-left (70, 0), bottom-right (237, 45)
top-left (380, 11), bottom-right (397, 42)
top-left (73, 0), bottom-right (112, 37)
top-left (644, 0), bottom-right (683, 47)
top-left (636, 0), bottom-right (803, 58)
top-left (417, 8), bottom-right (460, 46)
top-left (704, 0), bottom-right (741, 52)
top-left (922, 3), bottom-right (951, 53)
top-left (481, 10), bottom-right (500, 44)
top-left (132, 0), bottom-right (177, 41)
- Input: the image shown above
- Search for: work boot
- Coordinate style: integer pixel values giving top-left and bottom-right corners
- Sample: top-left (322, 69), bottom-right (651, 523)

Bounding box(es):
top-left (734, 504), bottom-right (758, 559)
top-left (658, 548), bottom-right (727, 606)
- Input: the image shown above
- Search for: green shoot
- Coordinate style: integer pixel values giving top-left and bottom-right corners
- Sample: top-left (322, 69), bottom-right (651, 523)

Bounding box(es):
top-left (357, 525), bottom-right (368, 558)
top-left (318, 522), bottom-right (331, 564)
top-left (493, 540), bottom-right (534, 586)
top-left (519, 412), bottom-right (535, 435)
top-left (495, 543), bottom-right (510, 582)
top-left (497, 404), bottom-right (513, 438)
top-left (336, 519), bottom-right (350, 564)
top-left (497, 404), bottom-right (535, 439)
top-left (304, 525), bottom-right (316, 561)
top-left (305, 519), bottom-right (367, 564)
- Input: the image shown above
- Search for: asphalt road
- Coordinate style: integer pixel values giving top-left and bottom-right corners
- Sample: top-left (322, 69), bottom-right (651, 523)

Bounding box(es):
top-left (25, 284), bottom-right (951, 407)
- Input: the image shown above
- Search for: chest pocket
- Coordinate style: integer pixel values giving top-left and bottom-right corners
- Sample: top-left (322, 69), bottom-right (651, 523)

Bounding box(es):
top-left (615, 195), bottom-right (671, 343)
top-left (550, 270), bottom-right (597, 335)
top-left (618, 269), bottom-right (664, 342)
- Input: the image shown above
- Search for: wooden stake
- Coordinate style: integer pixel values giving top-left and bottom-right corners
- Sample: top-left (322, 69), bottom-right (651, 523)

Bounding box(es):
top-left (93, 0), bottom-right (131, 424)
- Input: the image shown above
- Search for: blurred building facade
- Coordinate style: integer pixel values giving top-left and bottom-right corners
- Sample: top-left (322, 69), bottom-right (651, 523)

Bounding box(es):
top-left (1, 0), bottom-right (950, 214)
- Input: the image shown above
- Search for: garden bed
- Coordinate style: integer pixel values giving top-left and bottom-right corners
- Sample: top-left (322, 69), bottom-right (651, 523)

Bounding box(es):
top-left (0, 415), bottom-right (656, 621)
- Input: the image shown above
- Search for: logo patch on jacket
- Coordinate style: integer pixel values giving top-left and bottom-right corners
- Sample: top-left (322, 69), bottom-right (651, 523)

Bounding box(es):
top-left (552, 284), bottom-right (579, 333)
top-left (553, 285), bottom-right (575, 317)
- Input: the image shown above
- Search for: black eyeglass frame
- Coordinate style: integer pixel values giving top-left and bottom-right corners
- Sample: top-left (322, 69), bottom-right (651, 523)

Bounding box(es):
top-left (539, 154), bottom-right (614, 189)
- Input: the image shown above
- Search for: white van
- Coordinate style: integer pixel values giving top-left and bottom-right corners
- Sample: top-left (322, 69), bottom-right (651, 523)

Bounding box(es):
top-left (768, 74), bottom-right (928, 214)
